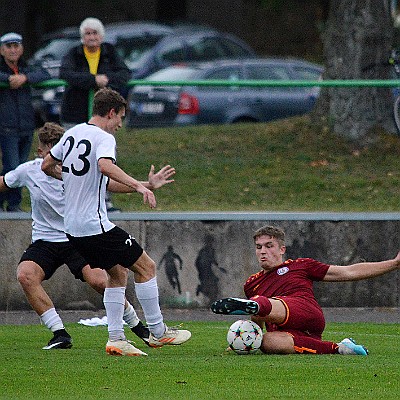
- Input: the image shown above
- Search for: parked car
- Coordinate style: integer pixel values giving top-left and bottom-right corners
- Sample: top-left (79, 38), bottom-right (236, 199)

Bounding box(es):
top-left (122, 28), bottom-right (256, 79)
top-left (125, 58), bottom-right (323, 128)
top-left (28, 21), bottom-right (256, 125)
top-left (29, 21), bottom-right (178, 75)
top-left (29, 21), bottom-right (173, 124)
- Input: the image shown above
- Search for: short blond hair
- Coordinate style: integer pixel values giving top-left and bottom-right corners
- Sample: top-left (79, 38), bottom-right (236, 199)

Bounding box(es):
top-left (253, 225), bottom-right (285, 246)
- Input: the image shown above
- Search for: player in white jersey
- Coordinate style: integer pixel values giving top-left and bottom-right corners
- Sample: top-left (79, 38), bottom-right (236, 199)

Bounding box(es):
top-left (42, 88), bottom-right (191, 356)
top-left (0, 122), bottom-right (156, 350)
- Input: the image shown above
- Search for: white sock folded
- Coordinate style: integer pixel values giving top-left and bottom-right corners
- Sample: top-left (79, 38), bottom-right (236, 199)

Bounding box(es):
top-left (123, 302), bottom-right (140, 328)
top-left (135, 277), bottom-right (165, 338)
top-left (40, 307), bottom-right (64, 332)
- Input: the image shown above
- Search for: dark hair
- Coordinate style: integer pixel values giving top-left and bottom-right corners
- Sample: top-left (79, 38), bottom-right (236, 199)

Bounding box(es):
top-left (37, 122), bottom-right (64, 146)
top-left (92, 88), bottom-right (127, 117)
top-left (253, 225), bottom-right (285, 246)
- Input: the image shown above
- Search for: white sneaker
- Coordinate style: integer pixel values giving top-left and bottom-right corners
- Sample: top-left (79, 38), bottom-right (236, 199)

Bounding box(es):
top-left (148, 326), bottom-right (192, 348)
top-left (106, 339), bottom-right (148, 356)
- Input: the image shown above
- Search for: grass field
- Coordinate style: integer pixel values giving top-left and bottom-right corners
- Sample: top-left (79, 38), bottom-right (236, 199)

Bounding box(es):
top-left (4, 117), bottom-right (399, 399)
top-left (114, 118), bottom-right (400, 212)
top-left (0, 321), bottom-right (399, 399)
top-left (21, 116), bottom-right (400, 212)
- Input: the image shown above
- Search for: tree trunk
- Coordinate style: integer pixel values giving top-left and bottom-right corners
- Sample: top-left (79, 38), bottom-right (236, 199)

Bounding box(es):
top-left (313, 0), bottom-right (394, 142)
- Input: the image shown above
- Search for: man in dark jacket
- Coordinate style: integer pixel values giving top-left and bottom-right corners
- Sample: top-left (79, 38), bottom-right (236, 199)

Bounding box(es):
top-left (0, 32), bottom-right (50, 212)
top-left (60, 18), bottom-right (130, 212)
top-left (60, 18), bottom-right (130, 125)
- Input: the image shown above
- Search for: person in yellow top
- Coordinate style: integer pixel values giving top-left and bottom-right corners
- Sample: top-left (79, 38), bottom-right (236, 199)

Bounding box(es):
top-left (60, 17), bottom-right (130, 127)
top-left (60, 17), bottom-right (130, 211)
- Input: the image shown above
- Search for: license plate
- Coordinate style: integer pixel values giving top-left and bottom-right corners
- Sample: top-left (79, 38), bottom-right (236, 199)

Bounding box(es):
top-left (139, 102), bottom-right (165, 114)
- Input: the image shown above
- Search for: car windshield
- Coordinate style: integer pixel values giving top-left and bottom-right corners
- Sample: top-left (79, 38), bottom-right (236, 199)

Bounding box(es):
top-left (133, 67), bottom-right (200, 92)
top-left (221, 38), bottom-right (253, 57)
top-left (31, 38), bottom-right (80, 62)
top-left (113, 36), bottom-right (164, 70)
top-left (291, 66), bottom-right (322, 79)
top-left (186, 37), bottom-right (251, 62)
top-left (146, 67), bottom-right (200, 81)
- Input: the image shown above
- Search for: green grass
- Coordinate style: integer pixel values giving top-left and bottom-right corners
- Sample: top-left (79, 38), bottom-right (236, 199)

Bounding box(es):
top-left (21, 116), bottom-right (400, 213)
top-left (0, 321), bottom-right (399, 399)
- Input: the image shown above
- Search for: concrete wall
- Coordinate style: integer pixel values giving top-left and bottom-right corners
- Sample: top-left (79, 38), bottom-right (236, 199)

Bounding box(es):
top-left (0, 213), bottom-right (399, 311)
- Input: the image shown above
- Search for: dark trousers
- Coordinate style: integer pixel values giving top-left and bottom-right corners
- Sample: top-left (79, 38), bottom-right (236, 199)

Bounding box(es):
top-left (0, 133), bottom-right (33, 210)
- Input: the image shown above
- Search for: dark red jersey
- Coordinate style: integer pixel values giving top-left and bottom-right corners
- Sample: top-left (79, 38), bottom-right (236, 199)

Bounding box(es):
top-left (244, 258), bottom-right (330, 299)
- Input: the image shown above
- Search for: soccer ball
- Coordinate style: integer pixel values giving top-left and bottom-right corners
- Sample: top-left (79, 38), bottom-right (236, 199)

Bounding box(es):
top-left (227, 319), bottom-right (262, 355)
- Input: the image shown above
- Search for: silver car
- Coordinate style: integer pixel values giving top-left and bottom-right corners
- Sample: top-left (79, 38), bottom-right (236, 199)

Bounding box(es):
top-left (126, 58), bottom-right (323, 128)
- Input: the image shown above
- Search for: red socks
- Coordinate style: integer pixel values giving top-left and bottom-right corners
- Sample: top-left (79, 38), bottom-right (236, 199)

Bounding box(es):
top-left (292, 335), bottom-right (338, 354)
top-left (249, 295), bottom-right (338, 354)
top-left (250, 295), bottom-right (272, 317)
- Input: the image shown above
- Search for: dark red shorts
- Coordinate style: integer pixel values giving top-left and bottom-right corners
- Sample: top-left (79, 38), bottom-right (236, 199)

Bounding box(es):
top-left (268, 296), bottom-right (326, 339)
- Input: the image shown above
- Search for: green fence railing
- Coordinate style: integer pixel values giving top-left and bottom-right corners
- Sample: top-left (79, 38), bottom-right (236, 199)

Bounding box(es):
top-left (9, 78), bottom-right (400, 89)
top-left (2, 78), bottom-right (400, 89)
top-left (129, 79), bottom-right (400, 88)
top-left (2, 78), bottom-right (400, 120)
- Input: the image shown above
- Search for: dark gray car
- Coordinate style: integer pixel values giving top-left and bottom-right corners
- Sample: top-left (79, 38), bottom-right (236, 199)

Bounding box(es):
top-left (126, 58), bottom-right (323, 128)
top-left (29, 21), bottom-right (173, 124)
top-left (28, 22), bottom-right (255, 125)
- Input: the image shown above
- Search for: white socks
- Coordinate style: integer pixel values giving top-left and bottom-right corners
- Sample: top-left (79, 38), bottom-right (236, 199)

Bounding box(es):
top-left (41, 296), bottom-right (141, 340)
top-left (40, 308), bottom-right (64, 332)
top-left (104, 279), bottom-right (164, 340)
top-left (104, 287), bottom-right (126, 341)
top-left (135, 277), bottom-right (165, 338)
top-left (123, 302), bottom-right (140, 328)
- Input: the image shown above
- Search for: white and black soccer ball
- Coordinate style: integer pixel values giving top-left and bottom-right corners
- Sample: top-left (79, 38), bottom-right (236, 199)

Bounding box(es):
top-left (227, 319), bottom-right (262, 355)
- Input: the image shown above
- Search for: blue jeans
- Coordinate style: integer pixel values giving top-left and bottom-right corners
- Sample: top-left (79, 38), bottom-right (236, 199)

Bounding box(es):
top-left (0, 133), bottom-right (33, 210)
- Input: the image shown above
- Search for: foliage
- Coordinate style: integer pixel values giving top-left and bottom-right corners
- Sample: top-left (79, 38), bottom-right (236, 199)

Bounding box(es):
top-left (0, 321), bottom-right (398, 399)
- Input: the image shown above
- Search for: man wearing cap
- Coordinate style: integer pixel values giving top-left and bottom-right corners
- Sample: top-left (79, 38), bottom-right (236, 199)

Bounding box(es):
top-left (0, 32), bottom-right (50, 212)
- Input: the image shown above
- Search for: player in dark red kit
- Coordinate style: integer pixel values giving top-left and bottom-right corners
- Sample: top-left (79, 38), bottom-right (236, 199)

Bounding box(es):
top-left (212, 225), bottom-right (400, 355)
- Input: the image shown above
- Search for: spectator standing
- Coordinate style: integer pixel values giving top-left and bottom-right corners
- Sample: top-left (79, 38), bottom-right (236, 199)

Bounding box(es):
top-left (59, 18), bottom-right (130, 212)
top-left (0, 32), bottom-right (50, 212)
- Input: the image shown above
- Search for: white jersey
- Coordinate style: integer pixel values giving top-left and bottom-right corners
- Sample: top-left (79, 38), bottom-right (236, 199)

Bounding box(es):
top-left (4, 158), bottom-right (67, 242)
top-left (50, 123), bottom-right (116, 237)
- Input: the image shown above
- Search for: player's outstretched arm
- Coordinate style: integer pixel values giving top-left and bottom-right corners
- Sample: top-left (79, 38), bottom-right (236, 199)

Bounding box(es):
top-left (142, 164), bottom-right (175, 190)
top-left (99, 158), bottom-right (156, 208)
top-left (323, 251), bottom-right (400, 282)
top-left (107, 164), bottom-right (175, 192)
